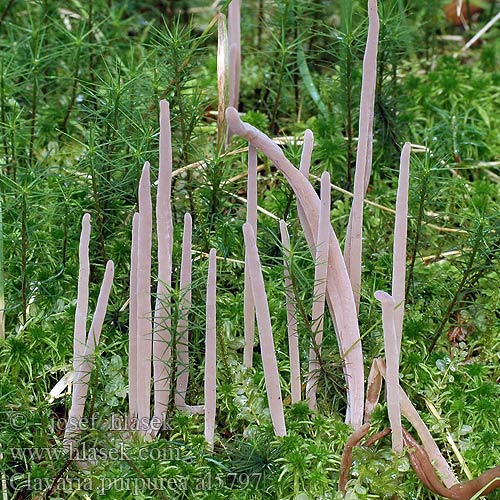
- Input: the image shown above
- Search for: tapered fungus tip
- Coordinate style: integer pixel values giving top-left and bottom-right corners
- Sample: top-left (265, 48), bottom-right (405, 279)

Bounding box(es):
top-left (320, 171), bottom-right (330, 185)
top-left (140, 161), bottom-right (150, 178)
top-left (82, 213), bottom-right (91, 225)
top-left (160, 99), bottom-right (169, 111)
top-left (374, 290), bottom-right (394, 304)
top-left (226, 107), bottom-right (245, 135)
top-left (184, 212), bottom-right (192, 225)
top-left (105, 260), bottom-right (115, 274)
top-left (209, 248), bottom-right (216, 260)
top-left (304, 129), bottom-right (314, 142)
top-left (368, 0), bottom-right (379, 16)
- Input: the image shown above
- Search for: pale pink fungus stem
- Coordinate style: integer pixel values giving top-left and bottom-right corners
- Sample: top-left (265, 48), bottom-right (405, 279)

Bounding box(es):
top-left (128, 213), bottom-right (139, 422)
top-left (227, 107), bottom-right (364, 428)
top-left (136, 161), bottom-right (153, 433)
top-left (64, 260), bottom-right (114, 452)
top-left (86, 261), bottom-right (114, 353)
top-left (344, 0), bottom-right (379, 311)
top-left (392, 143), bottom-right (410, 351)
top-left (74, 214), bottom-right (90, 374)
top-left (399, 388), bottom-right (458, 487)
top-left (152, 100), bottom-right (174, 428)
top-left (243, 223), bottom-right (286, 437)
top-left (243, 145), bottom-right (257, 368)
top-left (296, 130), bottom-right (315, 247)
top-left (299, 129), bottom-right (314, 178)
top-left (279, 220), bottom-right (301, 403)
top-left (175, 212), bottom-right (193, 410)
top-left (204, 248), bottom-right (217, 449)
top-left (306, 172), bottom-right (331, 410)
top-left (374, 291), bottom-right (403, 453)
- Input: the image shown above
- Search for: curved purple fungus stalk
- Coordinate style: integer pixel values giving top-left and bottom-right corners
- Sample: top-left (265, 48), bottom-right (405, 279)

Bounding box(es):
top-left (226, 107), bottom-right (365, 429)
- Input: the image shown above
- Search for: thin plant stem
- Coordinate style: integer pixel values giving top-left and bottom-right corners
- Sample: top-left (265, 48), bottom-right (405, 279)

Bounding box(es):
top-left (428, 226), bottom-right (483, 353)
top-left (0, 0), bottom-right (15, 30)
top-left (345, 46), bottom-right (353, 190)
top-left (88, 131), bottom-right (107, 262)
top-left (21, 191), bottom-right (27, 325)
top-left (0, 58), bottom-right (8, 174)
top-left (257, 0), bottom-right (263, 52)
top-left (87, 0), bottom-right (96, 108)
top-left (405, 167), bottom-right (430, 301)
top-left (60, 44), bottom-right (81, 132)
top-left (29, 65), bottom-right (38, 170)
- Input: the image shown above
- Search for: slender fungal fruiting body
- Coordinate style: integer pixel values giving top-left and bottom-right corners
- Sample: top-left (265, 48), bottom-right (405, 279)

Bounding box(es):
top-left (74, 213), bottom-right (91, 374)
top-left (364, 358), bottom-right (458, 486)
top-left (243, 145), bottom-right (257, 368)
top-left (204, 248), bottom-right (217, 449)
top-left (299, 129), bottom-right (314, 178)
top-left (152, 100), bottom-right (174, 429)
top-left (136, 162), bottom-right (153, 433)
top-left (227, 107), bottom-right (364, 429)
top-left (392, 143), bottom-right (410, 350)
top-left (374, 291), bottom-right (403, 453)
top-left (243, 223), bottom-right (286, 437)
top-left (64, 215), bottom-right (114, 452)
top-left (175, 213), bottom-right (193, 410)
top-left (129, 213), bottom-right (139, 422)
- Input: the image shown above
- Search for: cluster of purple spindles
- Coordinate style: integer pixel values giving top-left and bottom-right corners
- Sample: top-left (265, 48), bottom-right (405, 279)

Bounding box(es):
top-left (63, 2), bottom-right (499, 496)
